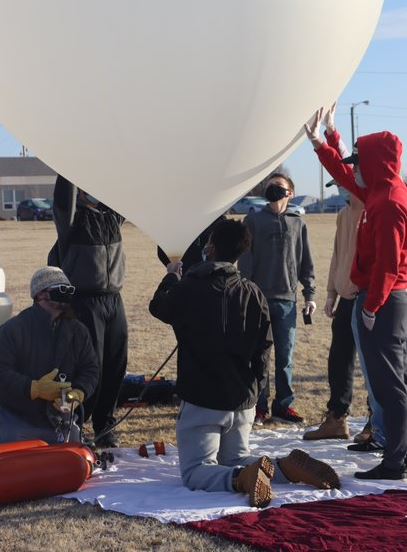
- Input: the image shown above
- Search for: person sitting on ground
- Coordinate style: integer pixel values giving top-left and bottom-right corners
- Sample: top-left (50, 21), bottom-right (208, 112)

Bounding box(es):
top-left (0, 267), bottom-right (100, 444)
top-left (149, 219), bottom-right (340, 508)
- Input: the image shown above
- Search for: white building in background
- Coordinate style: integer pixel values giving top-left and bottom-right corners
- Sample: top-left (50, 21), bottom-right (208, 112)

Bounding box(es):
top-left (0, 157), bottom-right (56, 220)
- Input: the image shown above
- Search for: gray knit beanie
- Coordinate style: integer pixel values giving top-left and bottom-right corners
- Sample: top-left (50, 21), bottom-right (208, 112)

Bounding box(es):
top-left (30, 267), bottom-right (71, 299)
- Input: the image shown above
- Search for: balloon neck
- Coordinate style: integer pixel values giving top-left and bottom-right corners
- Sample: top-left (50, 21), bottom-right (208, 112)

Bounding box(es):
top-left (169, 256), bottom-right (181, 263)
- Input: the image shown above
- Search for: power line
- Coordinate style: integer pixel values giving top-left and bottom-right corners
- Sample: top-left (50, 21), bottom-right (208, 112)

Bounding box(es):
top-left (356, 70), bottom-right (407, 75)
top-left (335, 112), bottom-right (407, 119)
top-left (370, 104), bottom-right (407, 110)
top-left (357, 113), bottom-right (407, 119)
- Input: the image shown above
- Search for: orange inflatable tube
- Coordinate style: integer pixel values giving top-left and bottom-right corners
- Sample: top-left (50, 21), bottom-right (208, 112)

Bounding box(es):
top-left (0, 440), bottom-right (48, 454)
top-left (0, 443), bottom-right (97, 480)
top-left (0, 448), bottom-right (89, 504)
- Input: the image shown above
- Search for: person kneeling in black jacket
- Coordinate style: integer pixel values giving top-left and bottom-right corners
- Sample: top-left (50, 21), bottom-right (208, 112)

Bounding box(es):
top-left (150, 220), bottom-right (340, 508)
top-left (0, 266), bottom-right (99, 444)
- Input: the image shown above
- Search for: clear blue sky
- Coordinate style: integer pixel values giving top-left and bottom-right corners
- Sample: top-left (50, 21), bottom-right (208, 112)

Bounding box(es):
top-left (0, 0), bottom-right (406, 198)
top-left (287, 0), bottom-right (407, 197)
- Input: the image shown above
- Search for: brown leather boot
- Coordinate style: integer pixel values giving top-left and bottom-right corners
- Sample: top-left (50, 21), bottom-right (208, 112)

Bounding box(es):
top-left (233, 456), bottom-right (274, 508)
top-left (303, 411), bottom-right (349, 440)
top-left (278, 449), bottom-right (341, 489)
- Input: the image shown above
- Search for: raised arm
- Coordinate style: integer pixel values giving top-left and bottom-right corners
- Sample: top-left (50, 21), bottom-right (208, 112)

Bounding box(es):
top-left (305, 107), bottom-right (366, 203)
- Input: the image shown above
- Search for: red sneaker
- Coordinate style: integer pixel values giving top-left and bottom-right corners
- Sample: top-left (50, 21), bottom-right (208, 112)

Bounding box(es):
top-left (272, 405), bottom-right (304, 424)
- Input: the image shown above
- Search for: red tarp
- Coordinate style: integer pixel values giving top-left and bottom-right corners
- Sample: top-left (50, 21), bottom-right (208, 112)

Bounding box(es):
top-left (186, 490), bottom-right (407, 551)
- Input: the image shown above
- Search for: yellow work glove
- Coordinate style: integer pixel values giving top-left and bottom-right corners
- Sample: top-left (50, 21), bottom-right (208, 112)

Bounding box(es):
top-left (31, 368), bottom-right (71, 401)
top-left (66, 388), bottom-right (85, 403)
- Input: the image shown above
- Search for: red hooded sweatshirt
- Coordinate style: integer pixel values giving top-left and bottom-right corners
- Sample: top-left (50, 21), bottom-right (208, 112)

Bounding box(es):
top-left (317, 130), bottom-right (407, 313)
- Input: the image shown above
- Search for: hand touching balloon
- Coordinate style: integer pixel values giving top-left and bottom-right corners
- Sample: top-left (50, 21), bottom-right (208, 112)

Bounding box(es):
top-left (323, 102), bottom-right (337, 135)
top-left (304, 108), bottom-right (324, 149)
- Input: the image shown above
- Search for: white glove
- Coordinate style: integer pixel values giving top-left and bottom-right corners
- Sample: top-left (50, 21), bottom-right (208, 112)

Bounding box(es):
top-left (304, 301), bottom-right (317, 315)
top-left (324, 297), bottom-right (336, 318)
top-left (362, 308), bottom-right (375, 331)
top-left (323, 102), bottom-right (337, 135)
top-left (304, 108), bottom-right (324, 149)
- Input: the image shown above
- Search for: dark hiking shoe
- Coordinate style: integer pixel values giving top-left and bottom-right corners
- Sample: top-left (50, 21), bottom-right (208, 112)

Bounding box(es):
top-left (272, 404), bottom-right (305, 424)
top-left (278, 449), bottom-right (341, 489)
top-left (233, 456), bottom-right (274, 508)
top-left (355, 462), bottom-right (407, 480)
top-left (95, 430), bottom-right (119, 448)
top-left (347, 439), bottom-right (384, 453)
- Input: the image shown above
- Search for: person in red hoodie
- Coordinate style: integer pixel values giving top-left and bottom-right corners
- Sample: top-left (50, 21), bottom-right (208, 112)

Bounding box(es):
top-left (305, 108), bottom-right (407, 480)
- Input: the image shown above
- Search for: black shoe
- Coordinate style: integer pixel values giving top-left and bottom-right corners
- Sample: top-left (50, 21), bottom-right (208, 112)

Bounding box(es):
top-left (347, 440), bottom-right (384, 453)
top-left (272, 403), bottom-right (304, 423)
top-left (95, 431), bottom-right (119, 448)
top-left (354, 462), bottom-right (407, 480)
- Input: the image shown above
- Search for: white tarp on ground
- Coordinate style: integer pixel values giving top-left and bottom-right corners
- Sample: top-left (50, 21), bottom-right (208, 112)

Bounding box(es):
top-left (62, 419), bottom-right (407, 524)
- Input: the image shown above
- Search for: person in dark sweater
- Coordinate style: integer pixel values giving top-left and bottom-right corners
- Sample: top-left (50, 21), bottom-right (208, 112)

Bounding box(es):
top-left (0, 267), bottom-right (99, 444)
top-left (238, 173), bottom-right (316, 424)
top-left (149, 219), bottom-right (339, 508)
top-left (50, 175), bottom-right (127, 447)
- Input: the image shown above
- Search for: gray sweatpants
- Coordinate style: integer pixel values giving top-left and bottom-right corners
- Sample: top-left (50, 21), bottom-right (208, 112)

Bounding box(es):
top-left (176, 401), bottom-right (287, 492)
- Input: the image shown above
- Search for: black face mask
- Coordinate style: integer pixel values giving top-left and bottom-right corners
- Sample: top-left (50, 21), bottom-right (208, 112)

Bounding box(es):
top-left (265, 185), bottom-right (289, 203)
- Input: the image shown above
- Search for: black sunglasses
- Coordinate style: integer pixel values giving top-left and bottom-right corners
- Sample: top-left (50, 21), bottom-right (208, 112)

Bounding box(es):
top-left (48, 284), bottom-right (76, 295)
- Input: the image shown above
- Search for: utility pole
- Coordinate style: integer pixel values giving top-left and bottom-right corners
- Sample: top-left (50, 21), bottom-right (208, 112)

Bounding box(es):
top-left (320, 162), bottom-right (324, 213)
top-left (350, 100), bottom-right (369, 145)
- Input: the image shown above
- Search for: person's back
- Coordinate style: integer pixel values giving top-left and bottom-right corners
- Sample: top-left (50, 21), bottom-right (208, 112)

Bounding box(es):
top-left (150, 260), bottom-right (271, 411)
top-left (150, 219), bottom-right (340, 507)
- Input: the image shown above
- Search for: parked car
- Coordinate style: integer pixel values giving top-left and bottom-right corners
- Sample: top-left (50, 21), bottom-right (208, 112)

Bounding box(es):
top-left (229, 196), bottom-right (268, 214)
top-left (16, 198), bottom-right (53, 221)
top-left (286, 202), bottom-right (305, 216)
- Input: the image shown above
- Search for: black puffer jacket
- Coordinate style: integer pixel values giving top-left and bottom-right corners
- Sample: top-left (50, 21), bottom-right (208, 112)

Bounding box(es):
top-left (50, 176), bottom-right (125, 293)
top-left (149, 262), bottom-right (272, 411)
top-left (0, 304), bottom-right (99, 427)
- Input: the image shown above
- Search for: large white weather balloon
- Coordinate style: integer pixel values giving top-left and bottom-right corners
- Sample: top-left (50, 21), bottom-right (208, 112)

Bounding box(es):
top-left (0, 1), bottom-right (382, 255)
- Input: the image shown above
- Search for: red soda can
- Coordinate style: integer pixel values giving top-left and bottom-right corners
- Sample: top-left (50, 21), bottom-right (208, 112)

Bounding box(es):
top-left (138, 441), bottom-right (166, 457)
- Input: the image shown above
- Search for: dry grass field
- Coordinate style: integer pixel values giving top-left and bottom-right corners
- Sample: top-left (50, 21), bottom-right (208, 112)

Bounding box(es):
top-left (0, 216), bottom-right (368, 551)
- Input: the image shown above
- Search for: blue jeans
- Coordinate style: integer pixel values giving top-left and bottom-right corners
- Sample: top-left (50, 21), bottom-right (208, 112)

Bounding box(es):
top-left (0, 406), bottom-right (60, 444)
top-left (351, 294), bottom-right (386, 447)
top-left (257, 299), bottom-right (296, 413)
